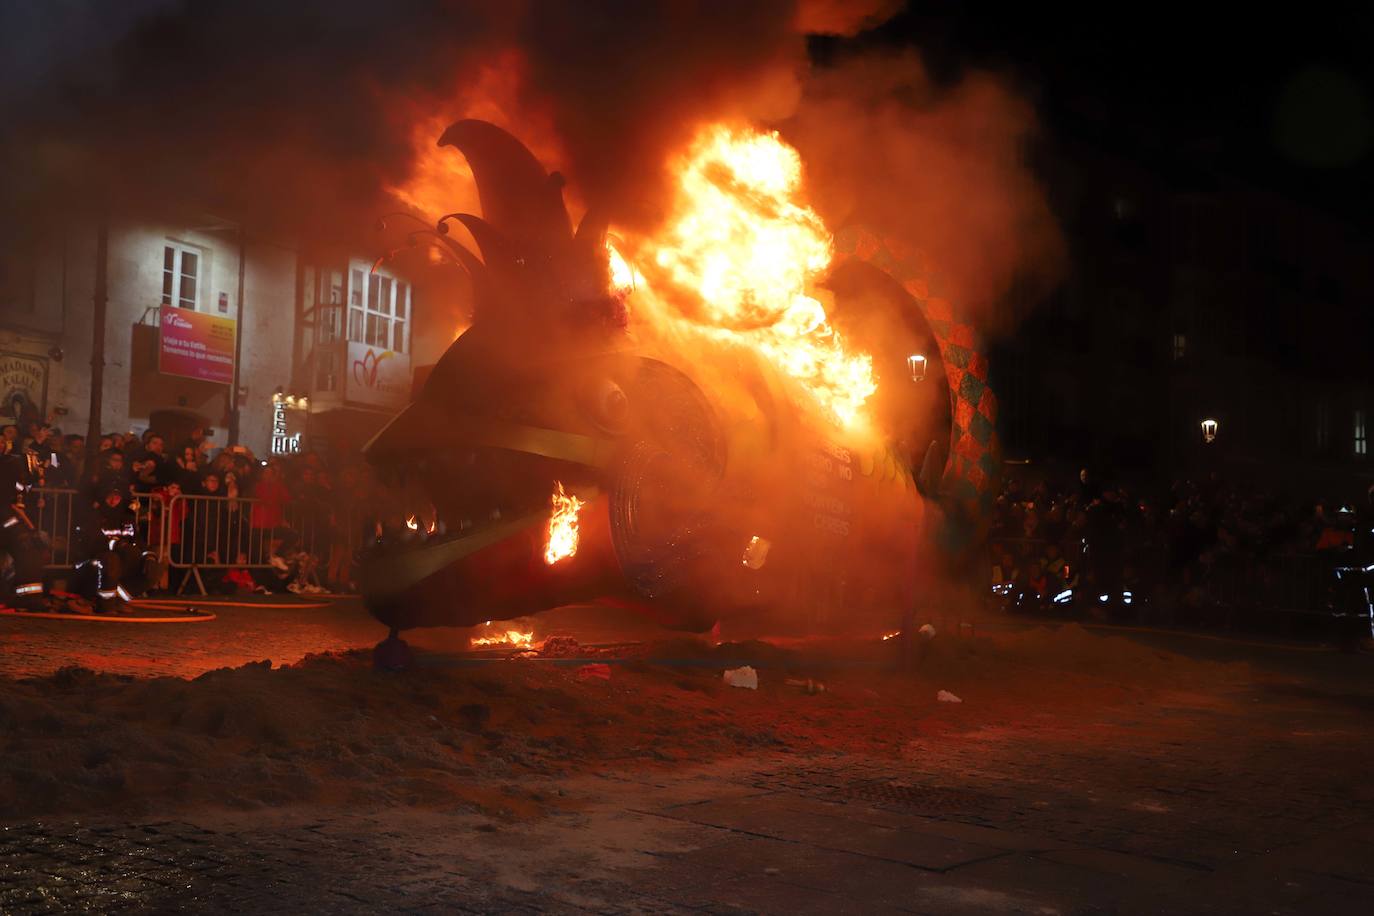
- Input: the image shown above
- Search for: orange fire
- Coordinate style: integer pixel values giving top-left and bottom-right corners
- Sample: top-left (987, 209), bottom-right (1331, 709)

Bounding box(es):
top-left (631, 124), bottom-right (876, 427)
top-left (470, 628), bottom-right (535, 649)
top-left (543, 481), bottom-right (585, 565)
top-left (607, 240), bottom-right (635, 298)
top-left (405, 514), bottom-right (419, 531)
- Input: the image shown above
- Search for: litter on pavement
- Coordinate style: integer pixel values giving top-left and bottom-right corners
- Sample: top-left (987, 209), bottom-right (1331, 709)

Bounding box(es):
top-left (723, 666), bottom-right (759, 689)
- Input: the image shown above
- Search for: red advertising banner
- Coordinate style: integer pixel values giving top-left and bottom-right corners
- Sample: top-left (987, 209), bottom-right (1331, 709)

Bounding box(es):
top-left (159, 308), bottom-right (236, 384)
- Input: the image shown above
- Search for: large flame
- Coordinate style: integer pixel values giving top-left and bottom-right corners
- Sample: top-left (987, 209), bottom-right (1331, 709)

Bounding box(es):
top-left (543, 481), bottom-right (585, 565)
top-left (634, 124), bottom-right (876, 427)
top-left (470, 627), bottom-right (535, 649)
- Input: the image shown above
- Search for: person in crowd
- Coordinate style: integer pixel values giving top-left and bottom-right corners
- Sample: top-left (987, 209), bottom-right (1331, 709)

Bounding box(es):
top-left (175, 444), bottom-right (198, 473)
top-left (181, 471), bottom-right (232, 591)
top-left (1078, 467), bottom-right (1101, 503)
top-left (173, 444), bottom-right (202, 490)
top-left (130, 455), bottom-right (160, 492)
top-left (139, 432), bottom-right (176, 486)
top-left (0, 424), bottom-right (18, 455)
top-left (249, 463), bottom-right (289, 565)
top-left (178, 425), bottom-right (208, 461)
top-left (144, 479), bottom-right (186, 592)
top-left (84, 448), bottom-right (131, 507)
top-left (58, 434), bottom-right (86, 486)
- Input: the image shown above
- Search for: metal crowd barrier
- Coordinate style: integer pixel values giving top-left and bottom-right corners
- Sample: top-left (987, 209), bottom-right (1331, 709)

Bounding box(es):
top-left (29, 487), bottom-right (78, 568)
top-left (28, 487), bottom-right (377, 596)
top-left (163, 493), bottom-right (377, 595)
top-left (28, 487), bottom-right (162, 569)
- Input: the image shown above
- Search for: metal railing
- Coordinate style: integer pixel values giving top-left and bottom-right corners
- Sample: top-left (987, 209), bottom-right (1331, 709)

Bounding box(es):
top-left (29, 487), bottom-right (165, 569)
top-left (29, 487), bottom-right (79, 568)
top-left (161, 492), bottom-right (375, 595)
top-left (27, 487), bottom-right (378, 595)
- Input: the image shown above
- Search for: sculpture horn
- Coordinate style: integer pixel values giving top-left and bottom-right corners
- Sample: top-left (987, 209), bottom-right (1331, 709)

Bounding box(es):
top-left (438, 119), bottom-right (571, 248)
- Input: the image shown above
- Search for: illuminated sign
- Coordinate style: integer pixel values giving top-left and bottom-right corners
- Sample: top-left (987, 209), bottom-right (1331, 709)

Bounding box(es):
top-left (271, 393), bottom-right (308, 455)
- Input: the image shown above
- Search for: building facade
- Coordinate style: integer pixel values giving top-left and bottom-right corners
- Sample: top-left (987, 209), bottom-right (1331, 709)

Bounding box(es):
top-left (991, 122), bottom-right (1374, 498)
top-left (0, 211), bottom-right (426, 458)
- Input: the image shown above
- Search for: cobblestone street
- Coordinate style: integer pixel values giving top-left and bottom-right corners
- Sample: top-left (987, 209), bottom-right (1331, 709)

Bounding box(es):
top-left (2, 623), bottom-right (1372, 914)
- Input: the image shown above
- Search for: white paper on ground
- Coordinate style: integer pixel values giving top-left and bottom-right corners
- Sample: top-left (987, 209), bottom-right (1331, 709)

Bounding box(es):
top-left (723, 666), bottom-right (759, 689)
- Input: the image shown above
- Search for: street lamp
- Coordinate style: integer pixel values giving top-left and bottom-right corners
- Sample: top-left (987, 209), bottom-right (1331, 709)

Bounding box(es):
top-left (907, 354), bottom-right (928, 383)
top-left (1200, 417), bottom-right (1219, 444)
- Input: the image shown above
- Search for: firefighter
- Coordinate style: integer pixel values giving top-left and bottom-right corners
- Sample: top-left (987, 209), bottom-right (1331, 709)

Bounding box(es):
top-left (0, 449), bottom-right (49, 608)
top-left (73, 485), bottom-right (153, 612)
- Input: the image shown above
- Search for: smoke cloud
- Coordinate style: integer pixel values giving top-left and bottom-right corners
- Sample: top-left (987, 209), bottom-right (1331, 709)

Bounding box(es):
top-left (785, 49), bottom-right (1066, 332)
top-left (0, 0), bottom-right (1060, 335)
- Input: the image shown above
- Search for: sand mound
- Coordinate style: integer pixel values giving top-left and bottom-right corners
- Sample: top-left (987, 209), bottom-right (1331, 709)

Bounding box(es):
top-left (0, 629), bottom-right (1239, 820)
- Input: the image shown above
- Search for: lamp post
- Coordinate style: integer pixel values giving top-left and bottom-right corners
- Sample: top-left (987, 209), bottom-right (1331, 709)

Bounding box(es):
top-left (227, 225), bottom-right (246, 445)
top-left (84, 214), bottom-right (108, 470)
top-left (1200, 417), bottom-right (1219, 444)
top-left (907, 353), bottom-right (928, 383)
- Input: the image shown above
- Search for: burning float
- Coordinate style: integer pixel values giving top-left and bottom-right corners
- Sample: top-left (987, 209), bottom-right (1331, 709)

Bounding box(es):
top-left (361, 119), bottom-right (998, 650)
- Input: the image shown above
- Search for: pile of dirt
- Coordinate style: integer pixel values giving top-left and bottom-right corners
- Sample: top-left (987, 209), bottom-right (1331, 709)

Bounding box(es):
top-left (0, 627), bottom-right (1245, 820)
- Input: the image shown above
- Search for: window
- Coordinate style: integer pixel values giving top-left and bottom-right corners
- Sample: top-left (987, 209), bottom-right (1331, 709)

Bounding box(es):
top-left (1315, 399), bottom-right (1331, 452)
top-left (161, 243), bottom-right (201, 310)
top-left (1356, 409), bottom-right (1367, 457)
top-left (346, 261), bottom-right (410, 354)
top-left (315, 349), bottom-right (339, 393)
top-left (317, 269), bottom-right (343, 344)
top-left (1172, 333), bottom-right (1187, 361)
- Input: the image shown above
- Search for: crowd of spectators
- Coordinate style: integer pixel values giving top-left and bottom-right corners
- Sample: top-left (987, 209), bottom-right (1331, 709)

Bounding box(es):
top-left (990, 468), bottom-right (1374, 630)
top-left (3, 419), bottom-right (387, 595)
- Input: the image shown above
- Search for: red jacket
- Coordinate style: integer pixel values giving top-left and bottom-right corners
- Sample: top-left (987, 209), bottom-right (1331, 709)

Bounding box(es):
top-left (251, 477), bottom-right (289, 529)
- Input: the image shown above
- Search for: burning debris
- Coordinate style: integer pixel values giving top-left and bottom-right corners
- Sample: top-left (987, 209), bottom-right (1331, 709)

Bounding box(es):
top-left (469, 626), bottom-right (535, 649)
top-left (543, 482), bottom-right (585, 566)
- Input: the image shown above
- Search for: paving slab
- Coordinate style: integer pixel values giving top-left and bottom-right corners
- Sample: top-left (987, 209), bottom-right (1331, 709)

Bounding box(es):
top-left (653, 793), bottom-right (1006, 872)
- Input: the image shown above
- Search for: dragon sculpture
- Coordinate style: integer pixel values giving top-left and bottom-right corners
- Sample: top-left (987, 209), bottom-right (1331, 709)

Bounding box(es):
top-left (361, 120), bottom-right (999, 648)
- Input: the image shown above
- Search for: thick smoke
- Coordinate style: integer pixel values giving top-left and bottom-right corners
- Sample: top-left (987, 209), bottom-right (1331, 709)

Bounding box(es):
top-left (785, 49), bottom-right (1066, 333)
top-left (0, 0), bottom-right (1060, 335)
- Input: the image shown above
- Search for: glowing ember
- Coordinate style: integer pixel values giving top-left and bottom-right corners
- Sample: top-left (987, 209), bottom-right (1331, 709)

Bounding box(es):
top-left (639, 124), bottom-right (876, 427)
top-left (881, 631), bottom-right (901, 641)
top-left (470, 628), bottom-right (535, 649)
top-left (543, 481), bottom-right (585, 565)
top-left (405, 515), bottom-right (419, 531)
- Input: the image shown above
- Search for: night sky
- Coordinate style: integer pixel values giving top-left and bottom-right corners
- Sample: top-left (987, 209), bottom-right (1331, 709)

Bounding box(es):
top-left (831, 2), bottom-right (1374, 230)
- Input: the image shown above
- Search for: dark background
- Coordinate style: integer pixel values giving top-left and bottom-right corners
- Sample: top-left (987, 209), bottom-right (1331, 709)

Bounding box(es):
top-left (827, 3), bottom-right (1374, 495)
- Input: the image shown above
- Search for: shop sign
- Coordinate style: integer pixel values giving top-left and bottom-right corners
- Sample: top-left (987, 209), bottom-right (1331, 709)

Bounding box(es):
top-left (271, 394), bottom-right (308, 455)
top-left (345, 340), bottom-right (410, 408)
top-left (0, 352), bottom-right (47, 427)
